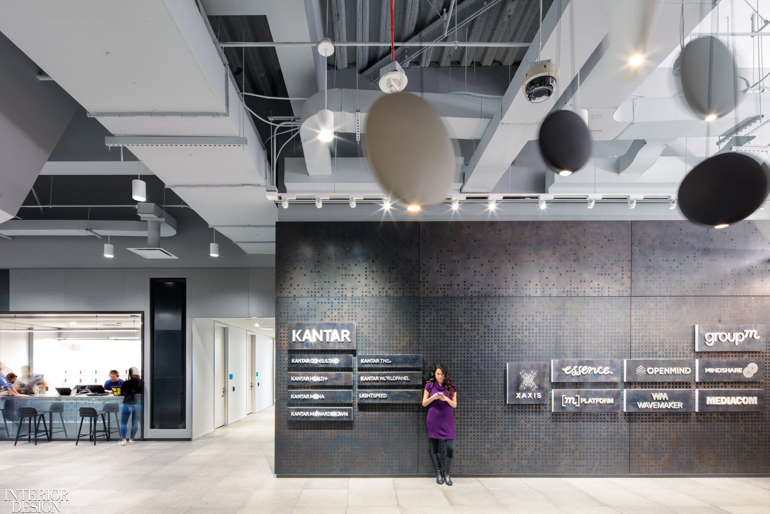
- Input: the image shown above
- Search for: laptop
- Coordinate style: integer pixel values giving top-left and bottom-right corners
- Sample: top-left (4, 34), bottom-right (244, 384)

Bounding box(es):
top-left (55, 387), bottom-right (72, 396)
top-left (87, 384), bottom-right (106, 395)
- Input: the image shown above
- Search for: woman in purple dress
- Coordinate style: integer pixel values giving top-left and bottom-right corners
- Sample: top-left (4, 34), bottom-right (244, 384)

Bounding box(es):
top-left (422, 363), bottom-right (458, 485)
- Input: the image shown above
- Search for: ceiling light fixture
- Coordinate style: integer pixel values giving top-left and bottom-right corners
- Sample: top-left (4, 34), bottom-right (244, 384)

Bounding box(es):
top-left (104, 235), bottom-right (114, 259)
top-left (125, 148), bottom-right (146, 202)
top-left (349, 198), bottom-right (356, 208)
top-left (488, 199), bottom-right (497, 211)
top-left (407, 205), bottom-right (421, 212)
top-left (538, 198), bottom-right (547, 210)
top-left (317, 38), bottom-right (335, 142)
top-left (539, 110), bottom-right (593, 177)
top-left (451, 199), bottom-right (460, 211)
top-left (210, 229), bottom-right (219, 257)
top-left (714, 224), bottom-right (729, 229)
top-left (383, 199), bottom-right (392, 211)
top-left (669, 198), bottom-right (677, 210)
top-left (629, 54), bottom-right (644, 67)
top-left (69, 322), bottom-right (77, 326)
top-left (316, 198), bottom-right (323, 209)
top-left (254, 320), bottom-right (260, 328)
top-left (559, 170), bottom-right (573, 177)
top-left (705, 114), bottom-right (717, 122)
top-left (282, 197), bottom-right (289, 209)
top-left (587, 198), bottom-right (595, 209)
top-left (628, 198), bottom-right (637, 209)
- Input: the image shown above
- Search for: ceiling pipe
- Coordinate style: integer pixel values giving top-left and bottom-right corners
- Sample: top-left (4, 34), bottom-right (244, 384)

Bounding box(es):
top-left (219, 41), bottom-right (529, 48)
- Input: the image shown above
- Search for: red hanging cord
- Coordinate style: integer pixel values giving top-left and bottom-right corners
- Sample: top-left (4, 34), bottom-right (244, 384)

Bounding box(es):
top-left (390, 0), bottom-right (395, 62)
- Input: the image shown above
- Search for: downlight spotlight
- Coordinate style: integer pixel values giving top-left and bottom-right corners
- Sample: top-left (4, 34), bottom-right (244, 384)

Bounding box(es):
top-left (382, 199), bottom-right (392, 211)
top-left (104, 243), bottom-right (114, 259)
top-left (629, 54), bottom-right (644, 67)
top-left (316, 198), bottom-right (323, 209)
top-left (538, 198), bottom-right (547, 210)
top-left (282, 197), bottom-right (289, 209)
top-left (132, 179), bottom-right (146, 202)
top-left (669, 198), bottom-right (677, 210)
top-left (587, 198), bottom-right (595, 209)
top-left (559, 170), bottom-right (573, 177)
top-left (210, 243), bottom-right (219, 257)
top-left (317, 109), bottom-right (334, 142)
top-left (714, 224), bottom-right (729, 229)
top-left (407, 205), bottom-right (421, 212)
top-left (628, 198), bottom-right (637, 209)
top-left (451, 199), bottom-right (460, 211)
top-left (705, 114), bottom-right (717, 122)
top-left (488, 199), bottom-right (497, 211)
top-left (349, 198), bottom-right (357, 208)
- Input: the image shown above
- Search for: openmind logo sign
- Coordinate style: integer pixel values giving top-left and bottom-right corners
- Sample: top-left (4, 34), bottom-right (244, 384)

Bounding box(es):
top-left (5, 489), bottom-right (68, 513)
top-left (636, 366), bottom-right (691, 376)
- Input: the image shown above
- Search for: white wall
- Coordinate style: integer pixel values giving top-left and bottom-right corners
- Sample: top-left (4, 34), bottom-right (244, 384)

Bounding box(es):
top-left (9, 267), bottom-right (275, 440)
top-left (0, 331), bottom-right (28, 376)
top-left (227, 325), bottom-right (249, 424)
top-left (254, 332), bottom-right (274, 412)
top-left (192, 318), bottom-right (215, 439)
top-left (33, 337), bottom-right (140, 389)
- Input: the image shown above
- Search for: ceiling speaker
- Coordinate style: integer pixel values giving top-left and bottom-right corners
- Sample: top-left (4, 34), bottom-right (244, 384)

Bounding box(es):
top-left (365, 92), bottom-right (455, 209)
top-left (678, 152), bottom-right (770, 228)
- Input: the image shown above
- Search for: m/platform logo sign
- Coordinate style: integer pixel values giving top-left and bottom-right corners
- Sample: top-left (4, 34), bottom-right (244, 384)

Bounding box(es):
top-left (623, 359), bottom-right (693, 383)
top-left (694, 324), bottom-right (765, 352)
top-left (287, 322), bottom-right (356, 350)
top-left (5, 489), bottom-right (68, 513)
top-left (551, 389), bottom-right (621, 412)
top-left (506, 362), bottom-right (549, 404)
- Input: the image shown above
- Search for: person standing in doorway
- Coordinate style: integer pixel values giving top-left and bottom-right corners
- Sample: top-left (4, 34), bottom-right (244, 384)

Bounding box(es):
top-left (422, 363), bottom-right (458, 486)
top-left (118, 367), bottom-right (142, 446)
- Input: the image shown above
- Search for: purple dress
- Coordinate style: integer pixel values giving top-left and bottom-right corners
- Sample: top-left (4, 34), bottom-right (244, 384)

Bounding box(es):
top-left (425, 381), bottom-right (456, 440)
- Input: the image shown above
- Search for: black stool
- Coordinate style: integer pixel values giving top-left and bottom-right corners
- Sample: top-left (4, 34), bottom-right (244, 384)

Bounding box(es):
top-left (14, 407), bottom-right (50, 446)
top-left (100, 403), bottom-right (120, 441)
top-left (46, 403), bottom-right (67, 439)
top-left (75, 407), bottom-right (108, 446)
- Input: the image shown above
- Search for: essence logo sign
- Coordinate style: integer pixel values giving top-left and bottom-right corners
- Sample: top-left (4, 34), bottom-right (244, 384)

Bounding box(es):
top-left (506, 362), bottom-right (549, 404)
top-left (695, 324), bottom-right (765, 352)
top-left (287, 322), bottom-right (356, 350)
top-left (5, 490), bottom-right (68, 513)
top-left (551, 359), bottom-right (621, 383)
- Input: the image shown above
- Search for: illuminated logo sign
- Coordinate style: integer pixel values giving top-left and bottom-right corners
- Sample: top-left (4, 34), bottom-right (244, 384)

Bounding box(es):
top-left (287, 323), bottom-right (356, 350)
top-left (506, 363), bottom-right (549, 404)
top-left (694, 324), bottom-right (765, 352)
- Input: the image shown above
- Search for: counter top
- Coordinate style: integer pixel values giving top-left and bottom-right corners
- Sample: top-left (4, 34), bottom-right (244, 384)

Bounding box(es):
top-left (1, 394), bottom-right (123, 400)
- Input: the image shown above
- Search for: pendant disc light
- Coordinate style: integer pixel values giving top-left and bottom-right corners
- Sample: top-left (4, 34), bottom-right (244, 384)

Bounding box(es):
top-left (678, 36), bottom-right (738, 121)
top-left (364, 92), bottom-right (454, 210)
top-left (538, 109), bottom-right (593, 176)
top-left (677, 152), bottom-right (770, 228)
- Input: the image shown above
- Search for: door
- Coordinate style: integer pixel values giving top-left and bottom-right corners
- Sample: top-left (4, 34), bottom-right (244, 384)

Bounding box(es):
top-left (254, 333), bottom-right (274, 412)
top-left (248, 334), bottom-right (255, 414)
top-left (214, 325), bottom-right (227, 428)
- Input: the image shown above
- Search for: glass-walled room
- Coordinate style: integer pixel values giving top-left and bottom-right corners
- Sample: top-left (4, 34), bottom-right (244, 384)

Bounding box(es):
top-left (0, 313), bottom-right (143, 441)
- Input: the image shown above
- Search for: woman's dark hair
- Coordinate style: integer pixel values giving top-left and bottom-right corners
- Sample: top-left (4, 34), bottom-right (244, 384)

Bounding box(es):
top-left (6, 373), bottom-right (16, 380)
top-left (427, 363), bottom-right (455, 394)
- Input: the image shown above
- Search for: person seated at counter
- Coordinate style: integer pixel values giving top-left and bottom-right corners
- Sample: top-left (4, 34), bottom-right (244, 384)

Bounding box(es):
top-left (0, 371), bottom-right (22, 396)
top-left (15, 366), bottom-right (47, 395)
top-left (104, 370), bottom-right (124, 395)
top-left (6, 374), bottom-right (27, 396)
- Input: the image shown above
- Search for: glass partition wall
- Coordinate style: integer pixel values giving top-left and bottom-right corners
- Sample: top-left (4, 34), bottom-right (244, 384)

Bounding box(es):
top-left (0, 313), bottom-right (143, 441)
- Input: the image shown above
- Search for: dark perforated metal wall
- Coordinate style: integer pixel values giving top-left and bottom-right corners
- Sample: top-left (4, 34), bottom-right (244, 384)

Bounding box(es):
top-left (275, 221), bottom-right (770, 475)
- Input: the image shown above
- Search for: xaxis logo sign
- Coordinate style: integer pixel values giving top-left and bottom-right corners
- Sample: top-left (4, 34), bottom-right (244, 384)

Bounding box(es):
top-left (506, 362), bottom-right (549, 404)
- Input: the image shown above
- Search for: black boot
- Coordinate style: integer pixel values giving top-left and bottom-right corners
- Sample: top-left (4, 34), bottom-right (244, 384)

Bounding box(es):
top-left (430, 452), bottom-right (444, 484)
top-left (443, 457), bottom-right (453, 486)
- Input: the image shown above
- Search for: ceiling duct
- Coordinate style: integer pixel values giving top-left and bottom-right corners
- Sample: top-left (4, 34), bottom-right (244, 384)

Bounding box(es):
top-left (127, 203), bottom-right (178, 259)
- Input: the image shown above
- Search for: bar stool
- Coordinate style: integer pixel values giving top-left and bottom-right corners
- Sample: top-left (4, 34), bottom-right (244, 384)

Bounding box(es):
top-left (14, 407), bottom-right (50, 446)
top-left (100, 403), bottom-right (120, 441)
top-left (46, 403), bottom-right (67, 439)
top-left (0, 400), bottom-right (9, 438)
top-left (75, 407), bottom-right (108, 446)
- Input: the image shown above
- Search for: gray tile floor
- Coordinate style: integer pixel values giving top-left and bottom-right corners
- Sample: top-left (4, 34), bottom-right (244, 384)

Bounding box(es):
top-left (0, 407), bottom-right (769, 513)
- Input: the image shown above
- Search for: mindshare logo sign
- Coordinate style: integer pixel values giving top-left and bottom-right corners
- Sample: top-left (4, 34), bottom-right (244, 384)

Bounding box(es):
top-left (5, 489), bottom-right (68, 513)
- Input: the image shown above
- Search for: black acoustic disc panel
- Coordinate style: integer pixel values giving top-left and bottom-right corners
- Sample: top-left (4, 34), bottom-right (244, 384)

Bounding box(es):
top-left (678, 152), bottom-right (770, 227)
top-left (538, 109), bottom-right (593, 174)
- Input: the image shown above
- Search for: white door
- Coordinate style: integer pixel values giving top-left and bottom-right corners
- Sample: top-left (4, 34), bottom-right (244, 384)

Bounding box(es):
top-left (248, 334), bottom-right (255, 414)
top-left (214, 325), bottom-right (227, 428)
top-left (254, 334), bottom-right (274, 412)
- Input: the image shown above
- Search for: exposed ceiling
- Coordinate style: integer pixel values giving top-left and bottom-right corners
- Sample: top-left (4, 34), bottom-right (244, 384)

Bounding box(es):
top-left (1, 0), bottom-right (770, 269)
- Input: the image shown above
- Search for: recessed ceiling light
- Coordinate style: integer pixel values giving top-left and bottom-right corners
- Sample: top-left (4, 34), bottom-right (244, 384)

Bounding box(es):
top-left (407, 205), bottom-right (421, 212)
top-left (629, 54), bottom-right (644, 67)
top-left (705, 114), bottom-right (717, 122)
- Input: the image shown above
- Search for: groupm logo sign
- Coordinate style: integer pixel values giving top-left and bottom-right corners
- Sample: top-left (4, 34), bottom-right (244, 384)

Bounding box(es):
top-left (694, 324), bottom-right (765, 352)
